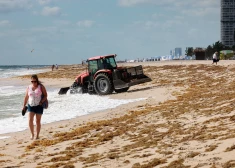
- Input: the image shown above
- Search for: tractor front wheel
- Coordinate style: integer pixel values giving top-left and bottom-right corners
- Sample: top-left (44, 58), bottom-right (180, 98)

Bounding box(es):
top-left (94, 74), bottom-right (113, 95)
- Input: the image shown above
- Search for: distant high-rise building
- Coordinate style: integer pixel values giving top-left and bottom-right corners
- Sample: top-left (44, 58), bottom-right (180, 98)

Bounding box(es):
top-left (170, 49), bottom-right (175, 56)
top-left (174, 48), bottom-right (182, 57)
top-left (221, 0), bottom-right (235, 47)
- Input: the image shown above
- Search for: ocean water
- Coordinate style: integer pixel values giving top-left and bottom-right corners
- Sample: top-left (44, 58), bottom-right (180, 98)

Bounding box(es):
top-left (0, 65), bottom-right (144, 139)
top-left (0, 65), bottom-right (49, 78)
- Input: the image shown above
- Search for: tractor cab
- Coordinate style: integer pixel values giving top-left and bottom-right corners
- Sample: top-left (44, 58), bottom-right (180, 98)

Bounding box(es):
top-left (87, 54), bottom-right (117, 77)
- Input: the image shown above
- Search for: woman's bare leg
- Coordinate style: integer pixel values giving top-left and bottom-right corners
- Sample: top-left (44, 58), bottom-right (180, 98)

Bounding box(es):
top-left (28, 112), bottom-right (35, 140)
top-left (35, 114), bottom-right (42, 139)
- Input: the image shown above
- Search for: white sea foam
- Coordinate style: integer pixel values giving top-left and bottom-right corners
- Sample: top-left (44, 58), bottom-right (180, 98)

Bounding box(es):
top-left (0, 90), bottom-right (145, 136)
top-left (0, 85), bottom-right (25, 97)
top-left (0, 68), bottom-right (47, 78)
top-left (0, 136), bottom-right (11, 140)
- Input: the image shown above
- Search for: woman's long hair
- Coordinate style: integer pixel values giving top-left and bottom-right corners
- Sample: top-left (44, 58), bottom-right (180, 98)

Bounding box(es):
top-left (31, 74), bottom-right (42, 85)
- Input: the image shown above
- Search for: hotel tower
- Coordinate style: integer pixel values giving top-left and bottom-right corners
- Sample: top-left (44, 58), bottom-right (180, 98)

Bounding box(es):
top-left (221, 0), bottom-right (235, 47)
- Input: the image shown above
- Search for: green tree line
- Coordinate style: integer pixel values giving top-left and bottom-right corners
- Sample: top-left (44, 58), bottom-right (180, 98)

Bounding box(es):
top-left (185, 41), bottom-right (235, 60)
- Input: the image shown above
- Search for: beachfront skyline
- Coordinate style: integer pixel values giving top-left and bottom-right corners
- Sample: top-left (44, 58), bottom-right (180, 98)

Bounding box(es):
top-left (0, 0), bottom-right (220, 65)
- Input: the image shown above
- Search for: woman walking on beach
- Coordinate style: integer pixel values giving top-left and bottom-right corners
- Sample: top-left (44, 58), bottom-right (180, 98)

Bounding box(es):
top-left (22, 74), bottom-right (47, 140)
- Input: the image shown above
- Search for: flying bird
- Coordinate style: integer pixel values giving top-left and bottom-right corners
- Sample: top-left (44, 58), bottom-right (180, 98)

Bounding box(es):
top-left (31, 49), bottom-right (34, 53)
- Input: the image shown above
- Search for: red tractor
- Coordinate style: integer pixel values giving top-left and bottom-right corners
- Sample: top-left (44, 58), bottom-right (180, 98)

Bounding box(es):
top-left (59, 54), bottom-right (151, 95)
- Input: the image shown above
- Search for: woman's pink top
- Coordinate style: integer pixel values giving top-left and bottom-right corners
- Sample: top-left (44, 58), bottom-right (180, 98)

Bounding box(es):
top-left (28, 85), bottom-right (42, 106)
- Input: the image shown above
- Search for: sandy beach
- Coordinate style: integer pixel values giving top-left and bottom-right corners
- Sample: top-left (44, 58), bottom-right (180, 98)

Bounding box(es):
top-left (1, 60), bottom-right (235, 168)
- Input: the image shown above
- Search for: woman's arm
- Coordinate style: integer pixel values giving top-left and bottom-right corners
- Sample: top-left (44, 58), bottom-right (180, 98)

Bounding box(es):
top-left (23, 88), bottom-right (29, 109)
top-left (40, 85), bottom-right (47, 103)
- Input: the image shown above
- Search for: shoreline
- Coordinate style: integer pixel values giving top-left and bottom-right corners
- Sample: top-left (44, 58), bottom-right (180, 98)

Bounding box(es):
top-left (0, 74), bottom-right (174, 138)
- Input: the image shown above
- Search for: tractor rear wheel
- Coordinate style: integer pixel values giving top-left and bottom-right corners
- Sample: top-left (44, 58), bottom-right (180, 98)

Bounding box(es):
top-left (94, 73), bottom-right (113, 95)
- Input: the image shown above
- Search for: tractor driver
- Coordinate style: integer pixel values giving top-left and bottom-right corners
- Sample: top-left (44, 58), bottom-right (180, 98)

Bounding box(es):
top-left (103, 59), bottom-right (112, 69)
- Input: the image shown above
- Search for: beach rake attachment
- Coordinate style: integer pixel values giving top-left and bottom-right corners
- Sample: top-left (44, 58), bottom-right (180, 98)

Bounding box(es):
top-left (58, 87), bottom-right (70, 95)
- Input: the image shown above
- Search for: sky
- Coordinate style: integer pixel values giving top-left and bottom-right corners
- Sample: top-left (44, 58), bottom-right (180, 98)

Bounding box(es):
top-left (0, 0), bottom-right (220, 65)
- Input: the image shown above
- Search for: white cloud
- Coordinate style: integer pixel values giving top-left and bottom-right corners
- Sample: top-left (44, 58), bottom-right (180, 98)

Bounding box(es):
top-left (182, 7), bottom-right (219, 17)
top-left (77, 20), bottom-right (95, 28)
top-left (171, 0), bottom-right (219, 8)
top-left (144, 21), bottom-right (160, 29)
top-left (192, 0), bottom-right (219, 8)
top-left (38, 0), bottom-right (52, 5)
top-left (53, 20), bottom-right (70, 26)
top-left (41, 6), bottom-right (61, 16)
top-left (174, 16), bottom-right (184, 20)
top-left (33, 11), bottom-right (39, 15)
top-left (0, 20), bottom-right (11, 27)
top-left (118, 0), bottom-right (152, 7)
top-left (162, 20), bottom-right (182, 29)
top-left (118, 0), bottom-right (219, 18)
top-left (187, 28), bottom-right (200, 39)
top-left (130, 20), bottom-right (160, 30)
top-left (0, 0), bottom-right (31, 13)
top-left (151, 13), bottom-right (165, 19)
top-left (0, 26), bottom-right (61, 38)
top-left (131, 19), bottom-right (182, 30)
top-left (118, 0), bottom-right (219, 7)
top-left (29, 26), bottom-right (58, 33)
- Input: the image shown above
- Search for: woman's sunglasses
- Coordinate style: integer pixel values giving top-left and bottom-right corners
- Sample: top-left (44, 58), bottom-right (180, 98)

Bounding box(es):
top-left (31, 81), bottom-right (37, 83)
